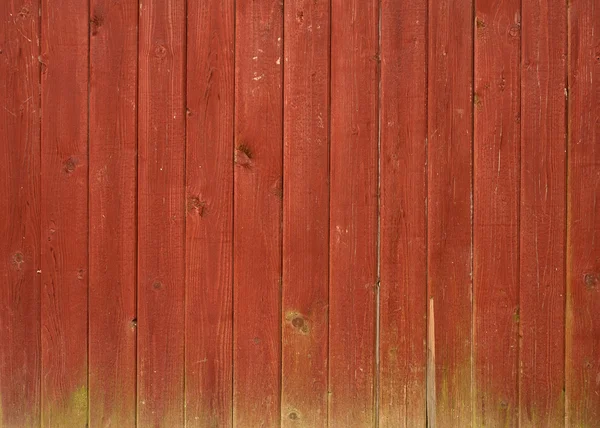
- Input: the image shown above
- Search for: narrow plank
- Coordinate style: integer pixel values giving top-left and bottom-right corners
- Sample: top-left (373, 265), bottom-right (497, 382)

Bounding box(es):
top-left (281, 0), bottom-right (329, 426)
top-left (232, 0), bottom-right (283, 426)
top-left (185, 0), bottom-right (234, 426)
top-left (137, 0), bottom-right (186, 425)
top-left (0, 1), bottom-right (41, 426)
top-left (40, 0), bottom-right (89, 425)
top-left (473, 0), bottom-right (521, 425)
top-left (566, 0), bottom-right (600, 425)
top-left (427, 0), bottom-right (473, 425)
top-left (329, 0), bottom-right (378, 426)
top-left (379, 0), bottom-right (428, 426)
top-left (88, 0), bottom-right (137, 426)
top-left (519, 0), bottom-right (567, 426)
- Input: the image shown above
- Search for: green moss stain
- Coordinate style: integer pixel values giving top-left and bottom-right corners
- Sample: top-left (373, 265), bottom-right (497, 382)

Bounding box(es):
top-left (43, 384), bottom-right (88, 427)
top-left (436, 360), bottom-right (472, 425)
top-left (512, 307), bottom-right (520, 325)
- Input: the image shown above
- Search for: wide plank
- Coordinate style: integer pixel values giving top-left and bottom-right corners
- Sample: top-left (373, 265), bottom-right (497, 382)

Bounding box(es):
top-left (232, 0), bottom-right (283, 426)
top-left (40, 0), bottom-right (89, 424)
top-left (0, 1), bottom-right (41, 426)
top-left (427, 0), bottom-right (474, 425)
top-left (566, 0), bottom-right (600, 425)
top-left (137, 0), bottom-right (186, 425)
top-left (185, 0), bottom-right (234, 426)
top-left (473, 0), bottom-right (521, 425)
top-left (281, 0), bottom-right (330, 426)
top-left (379, 0), bottom-right (428, 426)
top-left (519, 0), bottom-right (567, 425)
top-left (329, 0), bottom-right (378, 426)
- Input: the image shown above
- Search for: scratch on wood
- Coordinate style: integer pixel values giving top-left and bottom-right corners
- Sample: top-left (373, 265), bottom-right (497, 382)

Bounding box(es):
top-left (427, 298), bottom-right (436, 428)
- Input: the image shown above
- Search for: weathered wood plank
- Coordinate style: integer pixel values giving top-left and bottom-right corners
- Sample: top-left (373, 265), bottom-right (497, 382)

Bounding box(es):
top-left (566, 0), bottom-right (600, 425)
top-left (88, 1), bottom-right (138, 426)
top-left (40, 0), bottom-right (89, 424)
top-left (233, 0), bottom-right (283, 426)
top-left (137, 0), bottom-right (186, 425)
top-left (0, 1), bottom-right (41, 425)
top-left (281, 0), bottom-right (329, 426)
top-left (329, 0), bottom-right (378, 426)
top-left (427, 0), bottom-right (474, 425)
top-left (379, 0), bottom-right (427, 426)
top-left (185, 0), bottom-right (234, 426)
top-left (473, 0), bottom-right (521, 425)
top-left (519, 0), bottom-right (567, 425)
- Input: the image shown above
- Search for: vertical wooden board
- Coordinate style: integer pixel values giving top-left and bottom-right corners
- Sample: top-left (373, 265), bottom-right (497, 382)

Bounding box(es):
top-left (427, 0), bottom-right (473, 426)
top-left (88, 0), bottom-right (137, 427)
top-left (566, 0), bottom-right (600, 425)
top-left (233, 0), bottom-right (283, 426)
top-left (519, 0), bottom-right (566, 426)
top-left (379, 0), bottom-right (427, 426)
top-left (281, 0), bottom-right (329, 426)
top-left (473, 0), bottom-right (521, 426)
top-left (137, 0), bottom-right (185, 425)
top-left (329, 0), bottom-right (378, 426)
top-left (0, 1), bottom-right (41, 426)
top-left (185, 0), bottom-right (234, 426)
top-left (40, 0), bottom-right (89, 425)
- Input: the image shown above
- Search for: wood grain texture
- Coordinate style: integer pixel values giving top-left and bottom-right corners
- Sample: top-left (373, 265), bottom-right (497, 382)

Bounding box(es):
top-left (566, 0), bottom-right (600, 426)
top-left (473, 0), bottom-right (521, 426)
top-left (329, 0), bottom-right (378, 426)
top-left (0, 1), bottom-right (40, 426)
top-left (379, 0), bottom-right (427, 426)
top-left (232, 0), bottom-right (283, 426)
top-left (40, 0), bottom-right (89, 425)
top-left (88, 0), bottom-right (138, 427)
top-left (137, 0), bottom-right (186, 425)
top-left (427, 0), bottom-right (473, 426)
top-left (281, 0), bottom-right (329, 427)
top-left (519, 0), bottom-right (567, 426)
top-left (185, 0), bottom-right (234, 426)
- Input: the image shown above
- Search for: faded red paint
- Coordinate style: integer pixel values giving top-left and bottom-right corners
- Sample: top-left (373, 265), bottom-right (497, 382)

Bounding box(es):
top-left (0, 1), bottom-right (596, 427)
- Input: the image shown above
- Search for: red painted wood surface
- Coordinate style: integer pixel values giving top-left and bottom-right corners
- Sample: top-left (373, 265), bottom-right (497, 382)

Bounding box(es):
top-left (137, 0), bottom-right (186, 425)
top-left (232, 0), bottom-right (283, 426)
top-left (88, 1), bottom-right (138, 426)
top-left (566, 0), bottom-right (600, 425)
top-left (379, 0), bottom-right (427, 426)
top-left (40, 0), bottom-right (89, 425)
top-left (427, 0), bottom-right (473, 426)
top-left (0, 1), bottom-right (40, 426)
top-left (329, 1), bottom-right (378, 426)
top-left (281, 1), bottom-right (329, 427)
top-left (185, 0), bottom-right (234, 426)
top-left (519, 0), bottom-right (567, 426)
top-left (474, 0), bottom-right (521, 425)
top-left (2, 2), bottom-right (600, 426)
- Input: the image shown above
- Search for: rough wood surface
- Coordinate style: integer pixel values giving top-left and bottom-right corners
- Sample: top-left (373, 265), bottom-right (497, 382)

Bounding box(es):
top-left (427, 0), bottom-right (474, 425)
top-left (281, 0), bottom-right (330, 426)
top-left (566, 0), bottom-right (600, 425)
top-left (0, 1), bottom-right (41, 426)
top-left (40, 0), bottom-right (89, 425)
top-left (0, 2), bottom-right (597, 425)
top-left (329, 1), bottom-right (379, 426)
top-left (185, 0), bottom-right (234, 426)
top-left (519, 0), bottom-right (567, 425)
top-left (379, 0), bottom-right (427, 426)
top-left (137, 0), bottom-right (186, 425)
top-left (473, 0), bottom-right (521, 425)
top-left (89, 0), bottom-right (138, 426)
top-left (232, 0), bottom-right (283, 426)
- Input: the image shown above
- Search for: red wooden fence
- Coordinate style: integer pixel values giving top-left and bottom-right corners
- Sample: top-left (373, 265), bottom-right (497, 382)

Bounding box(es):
top-left (0, 0), bottom-right (598, 427)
